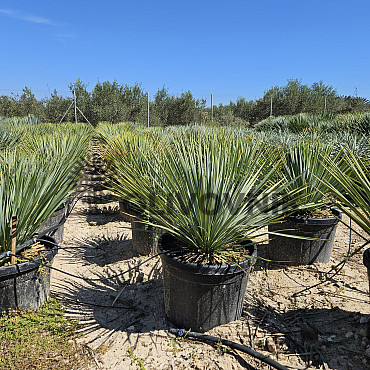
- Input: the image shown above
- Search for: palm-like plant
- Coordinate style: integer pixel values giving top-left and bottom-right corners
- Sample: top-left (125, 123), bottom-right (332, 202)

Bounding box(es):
top-left (0, 131), bottom-right (89, 253)
top-left (100, 130), bottom-right (165, 213)
top-left (0, 125), bottom-right (20, 150)
top-left (276, 141), bottom-right (342, 216)
top-left (104, 130), bottom-right (305, 264)
top-left (322, 148), bottom-right (369, 247)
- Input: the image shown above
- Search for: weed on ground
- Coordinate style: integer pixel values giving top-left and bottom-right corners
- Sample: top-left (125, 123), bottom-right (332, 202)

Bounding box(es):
top-left (0, 297), bottom-right (92, 369)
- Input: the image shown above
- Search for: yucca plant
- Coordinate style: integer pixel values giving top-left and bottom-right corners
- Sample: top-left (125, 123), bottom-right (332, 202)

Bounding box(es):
top-left (276, 141), bottom-right (343, 216)
top-left (0, 114), bottom-right (40, 126)
top-left (107, 130), bottom-right (306, 264)
top-left (330, 132), bottom-right (370, 159)
top-left (101, 129), bottom-right (168, 254)
top-left (319, 146), bottom-right (370, 293)
top-left (0, 131), bottom-right (89, 254)
top-left (337, 112), bottom-right (370, 135)
top-left (100, 129), bottom-right (165, 213)
top-left (0, 125), bottom-right (20, 150)
top-left (103, 128), bottom-right (318, 331)
top-left (267, 140), bottom-right (348, 265)
top-left (322, 147), bottom-right (369, 246)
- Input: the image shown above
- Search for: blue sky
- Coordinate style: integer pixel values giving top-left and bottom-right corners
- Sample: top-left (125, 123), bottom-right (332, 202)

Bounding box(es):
top-left (0, 0), bottom-right (369, 105)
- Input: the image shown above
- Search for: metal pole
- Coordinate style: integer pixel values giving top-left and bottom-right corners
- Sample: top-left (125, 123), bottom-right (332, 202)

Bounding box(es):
top-left (147, 92), bottom-right (150, 128)
top-left (324, 95), bottom-right (327, 113)
top-left (58, 101), bottom-right (74, 124)
top-left (270, 96), bottom-right (273, 116)
top-left (73, 90), bottom-right (77, 124)
top-left (211, 93), bottom-right (213, 126)
top-left (76, 106), bottom-right (93, 126)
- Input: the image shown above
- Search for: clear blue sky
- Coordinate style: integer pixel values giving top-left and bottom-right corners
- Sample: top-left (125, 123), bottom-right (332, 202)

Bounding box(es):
top-left (0, 0), bottom-right (369, 105)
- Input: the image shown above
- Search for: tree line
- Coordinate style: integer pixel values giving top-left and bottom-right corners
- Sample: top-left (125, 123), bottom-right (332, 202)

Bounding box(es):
top-left (0, 79), bottom-right (369, 126)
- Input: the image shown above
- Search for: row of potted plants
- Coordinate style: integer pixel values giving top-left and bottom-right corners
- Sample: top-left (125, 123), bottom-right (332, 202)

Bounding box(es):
top-left (99, 126), bottom-right (369, 331)
top-left (1, 121), bottom-right (368, 335)
top-left (0, 125), bottom-right (91, 312)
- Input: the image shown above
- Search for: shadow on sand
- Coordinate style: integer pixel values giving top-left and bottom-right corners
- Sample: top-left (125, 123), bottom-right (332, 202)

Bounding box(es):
top-left (52, 237), bottom-right (369, 369)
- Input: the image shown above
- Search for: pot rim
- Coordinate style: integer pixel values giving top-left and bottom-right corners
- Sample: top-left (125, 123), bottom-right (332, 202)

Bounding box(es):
top-left (0, 236), bottom-right (58, 277)
top-left (285, 208), bottom-right (342, 225)
top-left (158, 233), bottom-right (257, 275)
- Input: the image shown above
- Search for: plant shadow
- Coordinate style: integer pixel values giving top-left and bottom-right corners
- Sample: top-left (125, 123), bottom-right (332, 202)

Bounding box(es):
top-left (252, 243), bottom-right (285, 271)
top-left (53, 263), bottom-right (260, 369)
top-left (59, 236), bottom-right (134, 267)
top-left (52, 253), bottom-right (168, 350)
top-left (74, 206), bottom-right (130, 225)
top-left (52, 235), bottom-right (369, 368)
top-left (72, 235), bottom-right (135, 266)
top-left (81, 194), bottom-right (119, 205)
top-left (242, 295), bottom-right (370, 369)
top-left (85, 212), bottom-right (123, 225)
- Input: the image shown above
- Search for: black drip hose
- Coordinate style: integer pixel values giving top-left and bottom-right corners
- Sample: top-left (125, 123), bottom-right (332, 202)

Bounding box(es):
top-left (169, 328), bottom-right (288, 370)
top-left (5, 248), bottom-right (163, 283)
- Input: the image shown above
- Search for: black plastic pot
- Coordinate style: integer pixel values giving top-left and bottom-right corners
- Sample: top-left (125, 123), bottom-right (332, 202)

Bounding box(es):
top-left (363, 248), bottom-right (370, 295)
top-left (119, 199), bottom-right (133, 223)
top-left (130, 207), bottom-right (163, 255)
top-left (268, 209), bottom-right (342, 265)
top-left (0, 235), bottom-right (58, 313)
top-left (158, 234), bottom-right (257, 332)
top-left (38, 197), bottom-right (74, 243)
top-left (131, 219), bottom-right (163, 255)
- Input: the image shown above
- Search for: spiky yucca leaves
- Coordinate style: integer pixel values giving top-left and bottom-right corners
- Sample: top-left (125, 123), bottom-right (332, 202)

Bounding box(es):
top-left (21, 130), bottom-right (90, 161)
top-left (329, 132), bottom-right (370, 158)
top-left (254, 112), bottom-right (370, 136)
top-left (16, 123), bottom-right (93, 145)
top-left (100, 130), bottom-right (165, 213)
top-left (0, 114), bottom-right (40, 125)
top-left (0, 121), bottom-right (93, 152)
top-left (0, 132), bottom-right (90, 253)
top-left (104, 130), bottom-right (307, 264)
top-left (0, 125), bottom-right (20, 150)
top-left (336, 112), bottom-right (370, 136)
top-left (322, 148), bottom-right (369, 245)
top-left (276, 141), bottom-right (342, 216)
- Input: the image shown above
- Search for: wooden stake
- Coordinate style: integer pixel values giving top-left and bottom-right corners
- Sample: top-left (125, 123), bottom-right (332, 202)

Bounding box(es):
top-left (11, 216), bottom-right (17, 265)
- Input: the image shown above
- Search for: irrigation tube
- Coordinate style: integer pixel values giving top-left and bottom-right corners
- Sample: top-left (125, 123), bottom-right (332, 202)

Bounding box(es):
top-left (169, 328), bottom-right (288, 370)
top-left (4, 237), bottom-right (187, 283)
top-left (5, 249), bottom-right (163, 283)
top-left (0, 223), bottom-right (65, 260)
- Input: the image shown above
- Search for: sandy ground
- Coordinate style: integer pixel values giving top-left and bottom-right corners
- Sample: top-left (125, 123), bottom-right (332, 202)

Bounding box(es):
top-left (50, 176), bottom-right (370, 370)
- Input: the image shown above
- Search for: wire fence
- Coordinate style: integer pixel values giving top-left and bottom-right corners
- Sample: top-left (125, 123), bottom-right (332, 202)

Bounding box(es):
top-left (1, 87), bottom-right (369, 127)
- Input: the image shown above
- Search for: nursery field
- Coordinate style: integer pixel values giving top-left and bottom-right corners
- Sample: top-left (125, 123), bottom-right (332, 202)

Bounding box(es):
top-left (52, 187), bottom-right (369, 370)
top-left (0, 114), bottom-right (369, 369)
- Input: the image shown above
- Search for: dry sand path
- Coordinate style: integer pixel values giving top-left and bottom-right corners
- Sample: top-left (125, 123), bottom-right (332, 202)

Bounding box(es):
top-left (51, 190), bottom-right (370, 369)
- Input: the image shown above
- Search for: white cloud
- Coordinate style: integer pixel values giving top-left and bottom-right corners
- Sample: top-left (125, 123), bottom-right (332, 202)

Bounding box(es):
top-left (0, 8), bottom-right (56, 25)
